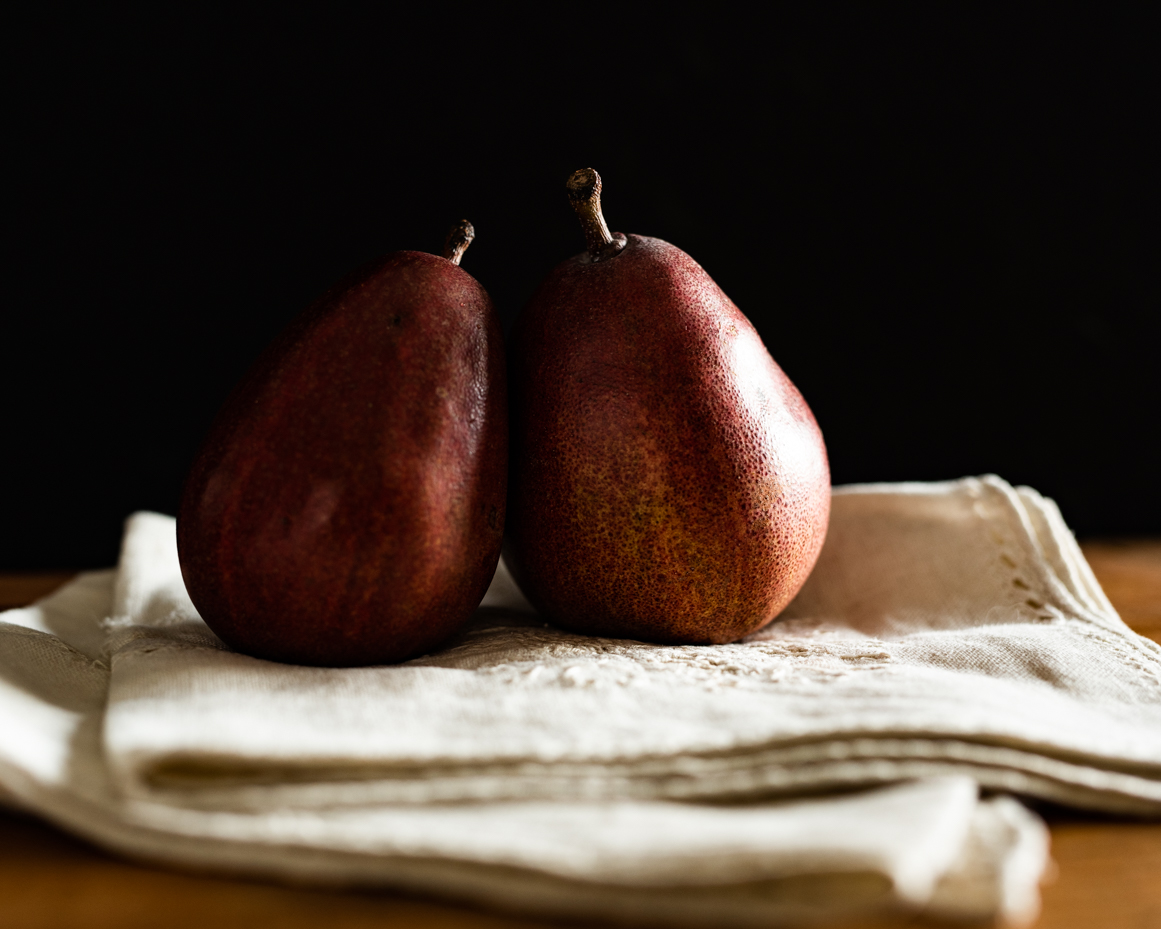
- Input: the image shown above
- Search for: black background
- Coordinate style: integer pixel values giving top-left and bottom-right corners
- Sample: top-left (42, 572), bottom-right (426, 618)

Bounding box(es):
top-left (6, 8), bottom-right (1157, 569)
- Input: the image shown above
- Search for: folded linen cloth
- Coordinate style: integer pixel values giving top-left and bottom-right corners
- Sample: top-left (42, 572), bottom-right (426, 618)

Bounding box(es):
top-left (4, 473), bottom-right (1157, 924)
top-left (95, 475), bottom-right (1161, 814)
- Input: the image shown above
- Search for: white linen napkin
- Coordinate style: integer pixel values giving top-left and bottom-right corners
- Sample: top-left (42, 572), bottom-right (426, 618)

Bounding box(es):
top-left (98, 475), bottom-right (1161, 815)
top-left (8, 473), bottom-right (1159, 924)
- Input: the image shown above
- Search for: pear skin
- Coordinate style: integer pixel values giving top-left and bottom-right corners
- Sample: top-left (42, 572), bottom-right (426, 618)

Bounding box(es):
top-left (178, 228), bottom-right (506, 666)
top-left (506, 173), bottom-right (829, 644)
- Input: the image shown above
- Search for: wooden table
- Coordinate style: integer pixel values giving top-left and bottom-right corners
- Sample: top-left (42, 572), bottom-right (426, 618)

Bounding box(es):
top-left (3, 542), bottom-right (1160, 929)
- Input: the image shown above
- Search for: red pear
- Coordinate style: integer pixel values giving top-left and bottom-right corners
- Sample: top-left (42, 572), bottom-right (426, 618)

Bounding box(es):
top-left (178, 221), bottom-right (506, 666)
top-left (505, 170), bottom-right (829, 644)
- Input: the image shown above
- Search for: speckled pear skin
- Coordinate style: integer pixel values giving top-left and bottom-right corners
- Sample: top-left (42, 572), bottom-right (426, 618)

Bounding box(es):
top-left (506, 234), bottom-right (829, 644)
top-left (178, 251), bottom-right (507, 667)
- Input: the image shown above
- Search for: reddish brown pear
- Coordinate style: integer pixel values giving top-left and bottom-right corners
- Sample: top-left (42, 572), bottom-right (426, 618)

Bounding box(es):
top-left (178, 220), bottom-right (506, 666)
top-left (505, 170), bottom-right (829, 644)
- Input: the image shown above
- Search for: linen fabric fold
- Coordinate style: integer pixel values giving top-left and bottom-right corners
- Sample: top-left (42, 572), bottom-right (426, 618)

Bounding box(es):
top-left (6, 474), bottom-right (1159, 925)
top-left (98, 476), bottom-right (1161, 815)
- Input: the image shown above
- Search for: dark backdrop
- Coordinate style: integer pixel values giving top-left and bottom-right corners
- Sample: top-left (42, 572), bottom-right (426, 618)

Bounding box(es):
top-left (6, 8), bottom-right (1157, 569)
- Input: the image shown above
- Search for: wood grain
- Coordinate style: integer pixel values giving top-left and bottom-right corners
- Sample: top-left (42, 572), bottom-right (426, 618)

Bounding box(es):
top-left (1080, 540), bottom-right (1161, 644)
top-left (2, 542), bottom-right (1160, 928)
top-left (0, 573), bottom-right (78, 611)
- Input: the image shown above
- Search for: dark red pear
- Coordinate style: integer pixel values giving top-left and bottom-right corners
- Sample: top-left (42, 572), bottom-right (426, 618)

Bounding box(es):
top-left (178, 220), bottom-right (506, 666)
top-left (505, 170), bottom-right (829, 645)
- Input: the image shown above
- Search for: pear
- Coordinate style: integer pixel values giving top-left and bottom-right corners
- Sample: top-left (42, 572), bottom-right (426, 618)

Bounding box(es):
top-left (505, 171), bottom-right (829, 644)
top-left (178, 220), bottom-right (506, 666)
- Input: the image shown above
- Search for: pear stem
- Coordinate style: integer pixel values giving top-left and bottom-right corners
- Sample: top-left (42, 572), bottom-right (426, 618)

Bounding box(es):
top-left (567, 169), bottom-right (624, 261)
top-left (442, 219), bottom-right (475, 266)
